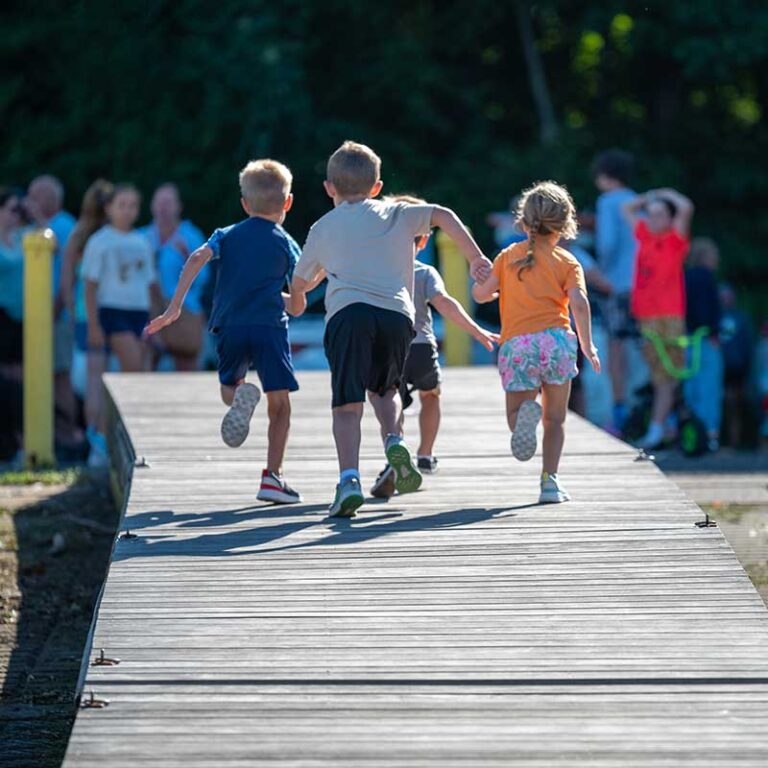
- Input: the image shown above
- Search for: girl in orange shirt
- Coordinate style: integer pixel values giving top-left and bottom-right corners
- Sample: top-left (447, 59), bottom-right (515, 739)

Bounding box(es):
top-left (473, 181), bottom-right (601, 503)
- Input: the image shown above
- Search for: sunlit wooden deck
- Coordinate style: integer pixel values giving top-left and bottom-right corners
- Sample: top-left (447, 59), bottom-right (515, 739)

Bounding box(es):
top-left (63, 369), bottom-right (768, 766)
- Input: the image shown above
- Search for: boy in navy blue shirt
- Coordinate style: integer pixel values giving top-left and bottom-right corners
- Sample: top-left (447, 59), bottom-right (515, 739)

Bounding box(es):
top-left (148, 159), bottom-right (310, 504)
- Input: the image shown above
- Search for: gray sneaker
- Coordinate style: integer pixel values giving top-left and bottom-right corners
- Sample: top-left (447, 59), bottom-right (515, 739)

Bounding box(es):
top-left (539, 472), bottom-right (571, 504)
top-left (221, 383), bottom-right (261, 447)
top-left (384, 434), bottom-right (422, 494)
top-left (511, 400), bottom-right (542, 461)
top-left (328, 477), bottom-right (365, 518)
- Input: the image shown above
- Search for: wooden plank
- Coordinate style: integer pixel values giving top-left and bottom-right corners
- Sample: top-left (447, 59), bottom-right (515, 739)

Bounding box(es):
top-left (63, 369), bottom-right (768, 766)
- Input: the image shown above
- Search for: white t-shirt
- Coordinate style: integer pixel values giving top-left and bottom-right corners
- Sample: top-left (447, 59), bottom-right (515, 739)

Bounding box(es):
top-left (294, 198), bottom-right (434, 322)
top-left (81, 225), bottom-right (156, 311)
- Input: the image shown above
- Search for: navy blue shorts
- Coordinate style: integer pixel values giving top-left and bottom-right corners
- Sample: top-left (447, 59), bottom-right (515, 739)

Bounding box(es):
top-left (215, 324), bottom-right (299, 392)
top-left (99, 308), bottom-right (149, 339)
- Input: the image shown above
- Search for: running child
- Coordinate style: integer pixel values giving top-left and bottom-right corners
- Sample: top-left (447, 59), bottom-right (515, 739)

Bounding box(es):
top-left (147, 160), bottom-right (313, 504)
top-left (473, 181), bottom-right (600, 504)
top-left (622, 188), bottom-right (693, 450)
top-left (287, 141), bottom-right (492, 518)
top-left (371, 194), bottom-right (499, 498)
top-left (82, 184), bottom-right (159, 374)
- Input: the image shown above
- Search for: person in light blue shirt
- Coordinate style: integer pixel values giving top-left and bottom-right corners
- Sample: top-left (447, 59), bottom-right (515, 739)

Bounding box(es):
top-left (592, 149), bottom-right (637, 432)
top-left (141, 183), bottom-right (208, 370)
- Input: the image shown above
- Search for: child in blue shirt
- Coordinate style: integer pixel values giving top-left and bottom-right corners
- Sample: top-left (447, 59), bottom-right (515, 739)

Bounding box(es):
top-left (147, 160), bottom-right (311, 504)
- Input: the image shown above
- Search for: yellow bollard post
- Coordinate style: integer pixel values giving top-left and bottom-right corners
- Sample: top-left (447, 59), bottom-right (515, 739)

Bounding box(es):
top-left (435, 230), bottom-right (471, 366)
top-left (23, 228), bottom-right (56, 468)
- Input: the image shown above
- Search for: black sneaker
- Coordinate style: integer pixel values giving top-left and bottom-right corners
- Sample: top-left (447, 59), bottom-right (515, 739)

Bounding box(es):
top-left (370, 465), bottom-right (396, 498)
top-left (417, 456), bottom-right (438, 473)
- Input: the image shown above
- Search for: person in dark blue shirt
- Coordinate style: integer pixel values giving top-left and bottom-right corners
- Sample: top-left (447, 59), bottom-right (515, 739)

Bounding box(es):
top-left (148, 159), bottom-right (322, 504)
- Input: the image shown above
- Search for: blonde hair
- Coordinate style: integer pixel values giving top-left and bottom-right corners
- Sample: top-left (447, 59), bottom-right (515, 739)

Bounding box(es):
top-left (239, 159), bottom-right (292, 215)
top-left (327, 141), bottom-right (381, 197)
top-left (513, 181), bottom-right (578, 280)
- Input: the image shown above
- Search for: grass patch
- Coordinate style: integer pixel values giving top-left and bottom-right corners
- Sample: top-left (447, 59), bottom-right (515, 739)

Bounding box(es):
top-left (0, 468), bottom-right (82, 487)
top-left (699, 502), bottom-right (760, 524)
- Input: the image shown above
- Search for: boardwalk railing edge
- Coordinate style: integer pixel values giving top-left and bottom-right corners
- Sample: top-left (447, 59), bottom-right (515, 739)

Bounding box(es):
top-left (73, 378), bottom-right (136, 702)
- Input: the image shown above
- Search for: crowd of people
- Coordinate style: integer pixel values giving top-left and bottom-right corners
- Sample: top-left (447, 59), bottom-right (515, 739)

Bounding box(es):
top-left (0, 147), bottom-right (762, 472)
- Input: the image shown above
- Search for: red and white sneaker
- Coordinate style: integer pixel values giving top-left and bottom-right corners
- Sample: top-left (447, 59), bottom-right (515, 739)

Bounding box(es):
top-left (257, 470), bottom-right (302, 505)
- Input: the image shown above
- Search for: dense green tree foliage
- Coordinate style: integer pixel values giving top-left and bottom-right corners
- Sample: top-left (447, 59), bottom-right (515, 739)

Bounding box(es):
top-left (2, 1), bottom-right (767, 309)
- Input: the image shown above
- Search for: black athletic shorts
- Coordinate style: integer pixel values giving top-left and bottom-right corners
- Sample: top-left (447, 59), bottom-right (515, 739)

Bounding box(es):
top-left (324, 303), bottom-right (414, 408)
top-left (400, 342), bottom-right (441, 410)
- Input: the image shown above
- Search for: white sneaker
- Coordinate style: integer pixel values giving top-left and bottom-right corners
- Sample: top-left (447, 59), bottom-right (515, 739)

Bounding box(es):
top-left (221, 383), bottom-right (261, 447)
top-left (637, 422), bottom-right (664, 450)
top-left (511, 400), bottom-right (542, 461)
top-left (539, 472), bottom-right (571, 504)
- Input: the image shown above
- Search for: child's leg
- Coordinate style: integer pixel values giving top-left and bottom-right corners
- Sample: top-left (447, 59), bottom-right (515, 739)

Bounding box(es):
top-left (541, 381), bottom-right (571, 475)
top-left (265, 390), bottom-right (291, 474)
top-left (651, 379), bottom-right (676, 428)
top-left (109, 332), bottom-right (145, 372)
top-left (417, 389), bottom-right (440, 456)
top-left (220, 380), bottom-right (244, 406)
top-left (85, 350), bottom-right (107, 433)
top-left (332, 402), bottom-right (364, 471)
top-left (368, 387), bottom-right (403, 441)
top-left (505, 390), bottom-right (538, 433)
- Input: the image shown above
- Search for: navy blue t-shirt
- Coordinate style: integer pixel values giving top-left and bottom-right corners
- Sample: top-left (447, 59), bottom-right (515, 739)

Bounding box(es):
top-left (206, 217), bottom-right (300, 330)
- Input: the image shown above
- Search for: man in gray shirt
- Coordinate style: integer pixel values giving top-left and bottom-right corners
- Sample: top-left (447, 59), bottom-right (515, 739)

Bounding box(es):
top-left (288, 142), bottom-right (492, 518)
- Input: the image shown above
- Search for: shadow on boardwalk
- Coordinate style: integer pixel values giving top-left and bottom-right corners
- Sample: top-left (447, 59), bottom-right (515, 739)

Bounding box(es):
top-left (112, 501), bottom-right (535, 562)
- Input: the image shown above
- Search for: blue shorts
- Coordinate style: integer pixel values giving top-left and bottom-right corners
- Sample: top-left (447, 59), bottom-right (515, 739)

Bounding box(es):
top-left (99, 308), bottom-right (149, 339)
top-left (215, 324), bottom-right (299, 392)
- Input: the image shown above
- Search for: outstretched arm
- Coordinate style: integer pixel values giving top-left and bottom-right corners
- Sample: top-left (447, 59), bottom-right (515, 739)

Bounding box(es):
top-left (569, 287), bottom-right (601, 373)
top-left (284, 270), bottom-right (326, 316)
top-left (472, 272), bottom-right (500, 304)
top-left (430, 293), bottom-right (499, 351)
top-left (145, 245), bottom-right (212, 335)
top-left (431, 206), bottom-right (492, 283)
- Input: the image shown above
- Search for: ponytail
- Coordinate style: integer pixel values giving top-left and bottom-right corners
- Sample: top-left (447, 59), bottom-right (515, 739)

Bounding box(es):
top-left (515, 221), bottom-right (538, 280)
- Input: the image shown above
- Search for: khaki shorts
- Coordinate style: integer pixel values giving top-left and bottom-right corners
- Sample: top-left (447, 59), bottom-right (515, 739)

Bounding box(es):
top-left (640, 317), bottom-right (685, 386)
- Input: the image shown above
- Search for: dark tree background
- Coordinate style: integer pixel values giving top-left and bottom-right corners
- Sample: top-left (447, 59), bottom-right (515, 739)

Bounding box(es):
top-left (2, 0), bottom-right (767, 312)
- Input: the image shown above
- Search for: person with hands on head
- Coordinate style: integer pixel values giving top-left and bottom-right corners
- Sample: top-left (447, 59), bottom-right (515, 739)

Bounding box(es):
top-left (473, 181), bottom-right (600, 505)
top-left (622, 187), bottom-right (694, 451)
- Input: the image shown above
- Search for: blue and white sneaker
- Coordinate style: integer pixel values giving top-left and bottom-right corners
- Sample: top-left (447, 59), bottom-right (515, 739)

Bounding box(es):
top-left (221, 383), bottom-right (261, 448)
top-left (511, 400), bottom-right (542, 462)
top-left (329, 477), bottom-right (365, 518)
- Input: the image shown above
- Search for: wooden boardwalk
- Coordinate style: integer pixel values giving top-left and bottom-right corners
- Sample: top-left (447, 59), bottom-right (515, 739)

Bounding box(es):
top-left (64, 369), bottom-right (768, 767)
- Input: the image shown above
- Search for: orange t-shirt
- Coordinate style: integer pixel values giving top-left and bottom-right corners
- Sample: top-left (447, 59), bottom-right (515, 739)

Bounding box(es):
top-left (492, 240), bottom-right (586, 343)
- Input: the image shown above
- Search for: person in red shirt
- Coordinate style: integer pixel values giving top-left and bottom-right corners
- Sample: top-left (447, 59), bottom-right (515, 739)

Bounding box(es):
top-left (623, 188), bottom-right (694, 449)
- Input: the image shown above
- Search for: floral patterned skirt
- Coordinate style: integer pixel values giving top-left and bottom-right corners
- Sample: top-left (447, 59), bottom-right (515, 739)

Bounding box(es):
top-left (498, 327), bottom-right (578, 392)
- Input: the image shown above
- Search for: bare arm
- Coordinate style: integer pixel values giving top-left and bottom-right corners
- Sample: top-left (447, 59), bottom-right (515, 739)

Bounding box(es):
top-left (59, 237), bottom-right (80, 316)
top-left (471, 272), bottom-right (500, 304)
top-left (146, 245), bottom-right (212, 335)
top-left (621, 193), bottom-right (647, 228)
top-left (430, 293), bottom-right (499, 351)
top-left (655, 188), bottom-right (694, 236)
top-left (431, 206), bottom-right (492, 282)
top-left (568, 287), bottom-right (601, 373)
top-left (85, 280), bottom-right (104, 349)
top-left (283, 270), bottom-right (326, 316)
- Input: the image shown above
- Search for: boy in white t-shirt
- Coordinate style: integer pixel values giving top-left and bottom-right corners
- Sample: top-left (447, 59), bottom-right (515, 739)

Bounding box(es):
top-left (287, 141), bottom-right (492, 517)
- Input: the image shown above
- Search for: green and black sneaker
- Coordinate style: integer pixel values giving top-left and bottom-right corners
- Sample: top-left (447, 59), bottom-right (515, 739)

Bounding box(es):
top-left (384, 434), bottom-right (422, 495)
